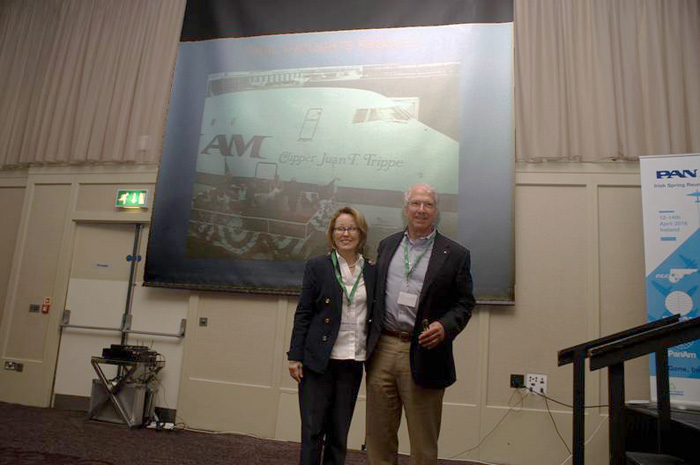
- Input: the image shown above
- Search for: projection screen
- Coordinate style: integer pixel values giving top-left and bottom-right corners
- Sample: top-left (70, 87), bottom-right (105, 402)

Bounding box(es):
top-left (145, 0), bottom-right (514, 302)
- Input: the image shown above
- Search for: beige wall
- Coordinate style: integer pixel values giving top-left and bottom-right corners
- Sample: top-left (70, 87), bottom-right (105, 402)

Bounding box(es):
top-left (0, 163), bottom-right (648, 465)
top-left (0, 166), bottom-right (161, 405)
top-left (0, 177), bottom-right (26, 334)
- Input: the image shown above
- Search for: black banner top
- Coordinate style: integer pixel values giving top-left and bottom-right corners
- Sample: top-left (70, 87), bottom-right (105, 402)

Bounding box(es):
top-left (181, 0), bottom-right (513, 41)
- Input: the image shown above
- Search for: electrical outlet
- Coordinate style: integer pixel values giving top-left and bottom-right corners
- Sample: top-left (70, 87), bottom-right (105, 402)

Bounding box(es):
top-left (526, 373), bottom-right (547, 395)
top-left (510, 374), bottom-right (525, 388)
top-left (4, 361), bottom-right (24, 372)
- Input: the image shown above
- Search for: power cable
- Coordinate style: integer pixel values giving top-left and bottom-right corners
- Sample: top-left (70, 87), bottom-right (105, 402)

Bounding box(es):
top-left (556, 417), bottom-right (607, 465)
top-left (526, 388), bottom-right (608, 409)
top-left (544, 394), bottom-right (571, 454)
top-left (449, 389), bottom-right (525, 459)
top-left (449, 386), bottom-right (609, 460)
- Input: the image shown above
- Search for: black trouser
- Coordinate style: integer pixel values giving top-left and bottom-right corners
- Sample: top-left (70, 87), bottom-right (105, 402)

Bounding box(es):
top-left (298, 359), bottom-right (363, 465)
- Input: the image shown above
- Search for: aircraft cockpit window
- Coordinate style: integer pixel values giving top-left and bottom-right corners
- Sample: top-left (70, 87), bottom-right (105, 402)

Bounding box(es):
top-left (385, 107), bottom-right (411, 121)
top-left (353, 109), bottom-right (368, 123)
top-left (392, 107), bottom-right (412, 120)
top-left (353, 107), bottom-right (412, 123)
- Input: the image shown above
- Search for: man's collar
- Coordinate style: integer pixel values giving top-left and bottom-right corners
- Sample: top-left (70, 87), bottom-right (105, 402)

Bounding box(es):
top-left (404, 228), bottom-right (437, 245)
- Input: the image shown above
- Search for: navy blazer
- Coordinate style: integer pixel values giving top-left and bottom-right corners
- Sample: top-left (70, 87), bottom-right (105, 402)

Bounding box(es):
top-left (367, 231), bottom-right (475, 388)
top-left (288, 254), bottom-right (377, 374)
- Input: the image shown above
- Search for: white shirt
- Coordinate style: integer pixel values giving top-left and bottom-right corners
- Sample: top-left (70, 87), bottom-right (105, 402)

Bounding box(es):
top-left (330, 253), bottom-right (368, 361)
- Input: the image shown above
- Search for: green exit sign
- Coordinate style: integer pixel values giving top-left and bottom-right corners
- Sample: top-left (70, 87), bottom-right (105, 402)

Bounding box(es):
top-left (115, 189), bottom-right (148, 209)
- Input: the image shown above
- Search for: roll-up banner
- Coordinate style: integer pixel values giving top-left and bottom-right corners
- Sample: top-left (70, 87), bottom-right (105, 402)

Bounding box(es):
top-left (640, 153), bottom-right (700, 406)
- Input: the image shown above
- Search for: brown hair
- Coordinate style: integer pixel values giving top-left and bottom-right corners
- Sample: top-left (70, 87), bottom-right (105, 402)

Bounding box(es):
top-left (326, 206), bottom-right (368, 255)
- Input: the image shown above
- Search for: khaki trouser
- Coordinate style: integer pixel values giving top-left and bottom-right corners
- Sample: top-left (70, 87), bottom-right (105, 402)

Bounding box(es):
top-left (365, 335), bottom-right (445, 465)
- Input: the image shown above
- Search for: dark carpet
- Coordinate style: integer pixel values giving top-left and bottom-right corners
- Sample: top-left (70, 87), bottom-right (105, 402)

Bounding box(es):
top-left (0, 402), bottom-right (477, 465)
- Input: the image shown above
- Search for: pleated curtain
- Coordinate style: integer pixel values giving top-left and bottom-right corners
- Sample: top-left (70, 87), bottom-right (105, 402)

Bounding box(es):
top-left (0, 0), bottom-right (185, 168)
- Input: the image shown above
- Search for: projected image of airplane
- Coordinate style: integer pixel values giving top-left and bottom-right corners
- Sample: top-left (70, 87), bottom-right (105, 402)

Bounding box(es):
top-left (188, 86), bottom-right (459, 260)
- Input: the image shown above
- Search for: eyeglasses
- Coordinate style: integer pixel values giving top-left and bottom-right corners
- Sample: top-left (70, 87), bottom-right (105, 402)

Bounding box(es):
top-left (408, 200), bottom-right (436, 210)
top-left (334, 226), bottom-right (359, 234)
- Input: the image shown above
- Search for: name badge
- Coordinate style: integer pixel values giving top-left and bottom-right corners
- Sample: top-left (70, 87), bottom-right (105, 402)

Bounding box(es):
top-left (398, 291), bottom-right (418, 308)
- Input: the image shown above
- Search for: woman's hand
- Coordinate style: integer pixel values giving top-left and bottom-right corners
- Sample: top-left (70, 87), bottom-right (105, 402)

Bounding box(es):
top-left (289, 361), bottom-right (304, 382)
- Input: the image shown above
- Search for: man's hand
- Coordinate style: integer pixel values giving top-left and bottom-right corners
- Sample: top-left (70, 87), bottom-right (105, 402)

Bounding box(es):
top-left (289, 361), bottom-right (303, 382)
top-left (418, 321), bottom-right (445, 349)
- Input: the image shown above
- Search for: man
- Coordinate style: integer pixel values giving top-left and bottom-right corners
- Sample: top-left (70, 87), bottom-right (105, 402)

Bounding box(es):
top-left (366, 183), bottom-right (476, 465)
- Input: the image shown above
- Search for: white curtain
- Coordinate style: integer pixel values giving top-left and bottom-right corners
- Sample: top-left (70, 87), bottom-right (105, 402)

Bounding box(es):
top-left (0, 0), bottom-right (185, 168)
top-left (2, 0), bottom-right (698, 166)
top-left (515, 0), bottom-right (700, 161)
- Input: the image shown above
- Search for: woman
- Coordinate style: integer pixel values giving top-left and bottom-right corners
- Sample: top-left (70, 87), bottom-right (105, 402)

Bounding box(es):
top-left (287, 206), bottom-right (376, 465)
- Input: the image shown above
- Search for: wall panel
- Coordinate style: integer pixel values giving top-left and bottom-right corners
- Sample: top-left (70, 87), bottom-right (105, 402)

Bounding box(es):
top-left (490, 184), bottom-right (589, 405)
top-left (598, 185), bottom-right (649, 402)
top-left (0, 186), bottom-right (25, 330)
top-left (5, 184), bottom-right (71, 360)
top-left (189, 294), bottom-right (279, 386)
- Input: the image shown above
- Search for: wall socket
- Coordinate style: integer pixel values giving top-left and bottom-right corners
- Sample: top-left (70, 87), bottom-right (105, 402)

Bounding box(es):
top-left (510, 374), bottom-right (525, 388)
top-left (4, 361), bottom-right (24, 372)
top-left (526, 373), bottom-right (547, 395)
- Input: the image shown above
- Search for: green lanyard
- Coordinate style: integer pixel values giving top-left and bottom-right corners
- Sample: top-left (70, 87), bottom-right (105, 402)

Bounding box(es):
top-left (331, 250), bottom-right (363, 306)
top-left (403, 235), bottom-right (434, 281)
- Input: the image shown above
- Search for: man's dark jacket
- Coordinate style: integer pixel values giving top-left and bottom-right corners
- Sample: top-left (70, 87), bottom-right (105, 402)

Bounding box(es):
top-left (366, 231), bottom-right (475, 388)
top-left (288, 254), bottom-right (376, 374)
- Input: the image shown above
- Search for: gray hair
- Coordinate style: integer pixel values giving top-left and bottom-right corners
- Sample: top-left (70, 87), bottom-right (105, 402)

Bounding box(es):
top-left (403, 183), bottom-right (439, 207)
